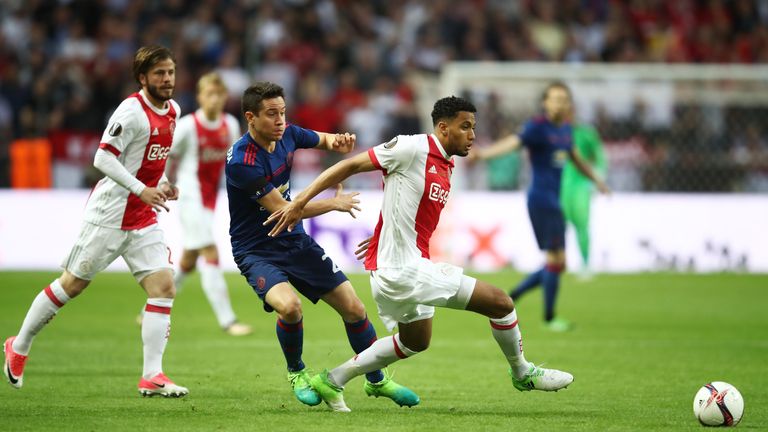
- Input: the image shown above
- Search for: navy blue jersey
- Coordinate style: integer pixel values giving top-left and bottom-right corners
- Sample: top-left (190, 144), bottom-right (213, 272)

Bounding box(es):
top-left (519, 115), bottom-right (573, 209)
top-left (225, 125), bottom-right (320, 255)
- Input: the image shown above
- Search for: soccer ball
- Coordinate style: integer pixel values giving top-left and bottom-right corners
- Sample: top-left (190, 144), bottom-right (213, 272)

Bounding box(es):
top-left (693, 382), bottom-right (744, 427)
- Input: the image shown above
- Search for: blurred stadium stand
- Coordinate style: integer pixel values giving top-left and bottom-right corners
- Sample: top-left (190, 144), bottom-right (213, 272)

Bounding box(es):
top-left (1, 0), bottom-right (768, 191)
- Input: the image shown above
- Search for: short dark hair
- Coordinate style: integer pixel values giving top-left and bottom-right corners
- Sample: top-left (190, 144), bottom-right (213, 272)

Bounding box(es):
top-left (541, 81), bottom-right (572, 102)
top-left (133, 45), bottom-right (175, 84)
top-left (242, 82), bottom-right (285, 115)
top-left (431, 96), bottom-right (477, 126)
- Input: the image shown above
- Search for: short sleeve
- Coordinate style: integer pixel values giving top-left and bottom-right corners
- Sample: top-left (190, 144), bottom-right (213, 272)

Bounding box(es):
top-left (285, 124), bottom-right (320, 150)
top-left (99, 99), bottom-right (139, 156)
top-left (227, 162), bottom-right (274, 200)
top-left (519, 120), bottom-right (541, 149)
top-left (368, 135), bottom-right (419, 175)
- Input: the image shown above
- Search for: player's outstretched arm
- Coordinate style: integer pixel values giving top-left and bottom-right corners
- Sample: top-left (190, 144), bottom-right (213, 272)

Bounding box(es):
top-left (317, 132), bottom-right (356, 154)
top-left (266, 151), bottom-right (376, 236)
top-left (258, 183), bottom-right (361, 227)
top-left (570, 148), bottom-right (610, 194)
top-left (471, 134), bottom-right (521, 161)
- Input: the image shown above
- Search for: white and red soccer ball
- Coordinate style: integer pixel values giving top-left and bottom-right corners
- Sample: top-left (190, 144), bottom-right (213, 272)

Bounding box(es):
top-left (693, 381), bottom-right (744, 427)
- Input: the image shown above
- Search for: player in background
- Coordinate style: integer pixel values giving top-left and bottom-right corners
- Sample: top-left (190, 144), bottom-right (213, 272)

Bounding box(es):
top-left (225, 82), bottom-right (418, 408)
top-left (3, 46), bottom-right (188, 397)
top-left (560, 108), bottom-right (607, 279)
top-left (266, 96), bottom-right (574, 412)
top-left (471, 82), bottom-right (610, 332)
top-left (160, 72), bottom-right (252, 336)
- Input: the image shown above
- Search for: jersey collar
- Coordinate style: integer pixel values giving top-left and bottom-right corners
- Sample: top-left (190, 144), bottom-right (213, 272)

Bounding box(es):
top-left (139, 90), bottom-right (171, 116)
top-left (430, 133), bottom-right (451, 161)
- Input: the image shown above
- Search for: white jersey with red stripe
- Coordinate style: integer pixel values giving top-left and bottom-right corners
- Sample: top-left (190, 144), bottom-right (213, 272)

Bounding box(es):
top-left (84, 90), bottom-right (180, 230)
top-left (364, 133), bottom-right (454, 270)
top-left (171, 109), bottom-right (240, 210)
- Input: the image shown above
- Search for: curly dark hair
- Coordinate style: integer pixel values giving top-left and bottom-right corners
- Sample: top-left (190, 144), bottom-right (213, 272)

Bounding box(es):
top-left (431, 96), bottom-right (477, 126)
top-left (242, 82), bottom-right (285, 115)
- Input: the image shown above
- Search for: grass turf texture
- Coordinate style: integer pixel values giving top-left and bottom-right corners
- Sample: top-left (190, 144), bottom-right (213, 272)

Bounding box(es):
top-left (1, 271), bottom-right (766, 431)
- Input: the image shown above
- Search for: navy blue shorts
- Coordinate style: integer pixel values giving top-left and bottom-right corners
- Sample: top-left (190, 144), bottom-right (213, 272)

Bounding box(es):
top-left (527, 204), bottom-right (566, 251)
top-left (234, 234), bottom-right (348, 313)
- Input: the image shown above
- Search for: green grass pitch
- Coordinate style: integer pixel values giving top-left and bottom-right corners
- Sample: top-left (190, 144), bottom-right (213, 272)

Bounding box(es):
top-left (1, 271), bottom-right (766, 431)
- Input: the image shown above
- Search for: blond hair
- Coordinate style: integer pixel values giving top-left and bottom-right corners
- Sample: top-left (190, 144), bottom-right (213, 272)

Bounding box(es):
top-left (197, 72), bottom-right (227, 94)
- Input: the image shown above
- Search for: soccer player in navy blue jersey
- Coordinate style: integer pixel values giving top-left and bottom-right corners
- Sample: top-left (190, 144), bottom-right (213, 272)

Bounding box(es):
top-left (472, 82), bottom-right (610, 332)
top-left (225, 82), bottom-right (418, 408)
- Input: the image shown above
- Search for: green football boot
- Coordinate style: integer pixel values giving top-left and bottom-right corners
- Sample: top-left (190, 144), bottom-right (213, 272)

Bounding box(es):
top-left (309, 370), bottom-right (350, 412)
top-left (364, 369), bottom-right (420, 407)
top-left (288, 369), bottom-right (321, 406)
top-left (510, 363), bottom-right (574, 392)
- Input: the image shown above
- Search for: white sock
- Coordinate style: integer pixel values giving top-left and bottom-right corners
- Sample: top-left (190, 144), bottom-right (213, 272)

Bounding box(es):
top-left (329, 334), bottom-right (418, 387)
top-left (490, 309), bottom-right (530, 379)
top-left (13, 279), bottom-right (71, 356)
top-left (198, 260), bottom-right (237, 328)
top-left (142, 298), bottom-right (173, 379)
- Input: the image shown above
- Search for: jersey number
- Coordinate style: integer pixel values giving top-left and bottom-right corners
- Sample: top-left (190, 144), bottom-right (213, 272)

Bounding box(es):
top-left (321, 254), bottom-right (341, 273)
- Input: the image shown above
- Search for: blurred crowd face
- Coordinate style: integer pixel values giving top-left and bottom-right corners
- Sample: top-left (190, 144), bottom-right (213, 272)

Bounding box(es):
top-left (543, 86), bottom-right (571, 124)
top-left (198, 82), bottom-right (228, 118)
top-left (247, 96), bottom-right (286, 144)
top-left (141, 58), bottom-right (176, 106)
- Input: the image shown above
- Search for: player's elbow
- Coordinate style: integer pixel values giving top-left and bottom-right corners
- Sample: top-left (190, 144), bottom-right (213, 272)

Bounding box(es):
top-left (93, 149), bottom-right (112, 172)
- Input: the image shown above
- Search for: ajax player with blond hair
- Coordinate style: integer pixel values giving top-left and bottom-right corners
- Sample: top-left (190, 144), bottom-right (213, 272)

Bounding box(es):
top-left (156, 72), bottom-right (252, 336)
top-left (3, 46), bottom-right (188, 397)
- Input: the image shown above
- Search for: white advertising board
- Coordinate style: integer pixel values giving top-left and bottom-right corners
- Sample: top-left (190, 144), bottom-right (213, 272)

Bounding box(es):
top-left (0, 191), bottom-right (765, 273)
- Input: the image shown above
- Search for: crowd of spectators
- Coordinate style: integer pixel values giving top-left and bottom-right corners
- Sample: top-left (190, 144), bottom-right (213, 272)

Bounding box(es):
top-left (1, 0), bottom-right (768, 190)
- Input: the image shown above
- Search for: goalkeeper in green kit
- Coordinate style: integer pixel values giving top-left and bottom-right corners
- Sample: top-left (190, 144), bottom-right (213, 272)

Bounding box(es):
top-left (560, 115), bottom-right (607, 279)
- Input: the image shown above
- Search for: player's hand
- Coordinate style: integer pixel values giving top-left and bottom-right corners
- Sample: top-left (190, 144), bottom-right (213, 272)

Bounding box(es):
top-left (354, 236), bottom-right (372, 261)
top-left (332, 133), bottom-right (356, 154)
top-left (333, 184), bottom-right (361, 218)
top-left (139, 187), bottom-right (170, 212)
top-left (264, 200), bottom-right (304, 237)
top-left (159, 182), bottom-right (179, 201)
top-left (596, 180), bottom-right (611, 195)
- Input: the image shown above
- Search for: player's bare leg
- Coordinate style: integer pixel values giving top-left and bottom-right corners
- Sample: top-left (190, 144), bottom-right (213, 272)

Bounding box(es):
top-left (466, 280), bottom-right (573, 392)
top-left (4, 271), bottom-right (86, 389)
top-left (137, 270), bottom-right (187, 397)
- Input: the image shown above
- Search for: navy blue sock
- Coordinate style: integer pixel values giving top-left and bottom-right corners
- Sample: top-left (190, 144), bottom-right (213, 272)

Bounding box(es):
top-left (511, 268), bottom-right (544, 300)
top-left (276, 318), bottom-right (305, 372)
top-left (542, 265), bottom-right (562, 322)
top-left (344, 316), bottom-right (385, 383)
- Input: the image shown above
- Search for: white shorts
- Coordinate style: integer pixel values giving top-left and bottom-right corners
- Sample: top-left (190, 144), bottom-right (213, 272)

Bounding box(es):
top-left (369, 257), bottom-right (476, 331)
top-left (62, 222), bottom-right (173, 281)
top-left (178, 199), bottom-right (215, 250)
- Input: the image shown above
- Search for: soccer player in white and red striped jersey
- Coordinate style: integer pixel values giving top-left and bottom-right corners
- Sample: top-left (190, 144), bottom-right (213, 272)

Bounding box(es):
top-left (3, 46), bottom-right (188, 397)
top-left (266, 96), bottom-right (574, 411)
top-left (162, 72), bottom-right (252, 336)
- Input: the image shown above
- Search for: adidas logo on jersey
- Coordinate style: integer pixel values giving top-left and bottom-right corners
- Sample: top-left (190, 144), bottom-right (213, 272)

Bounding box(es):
top-left (428, 165), bottom-right (437, 174)
top-left (152, 128), bottom-right (159, 136)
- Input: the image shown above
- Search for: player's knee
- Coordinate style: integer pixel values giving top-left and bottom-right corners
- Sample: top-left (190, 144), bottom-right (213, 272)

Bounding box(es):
top-left (340, 299), bottom-right (367, 322)
top-left (278, 299), bottom-right (303, 322)
top-left (60, 272), bottom-right (89, 298)
top-left (490, 289), bottom-right (514, 319)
